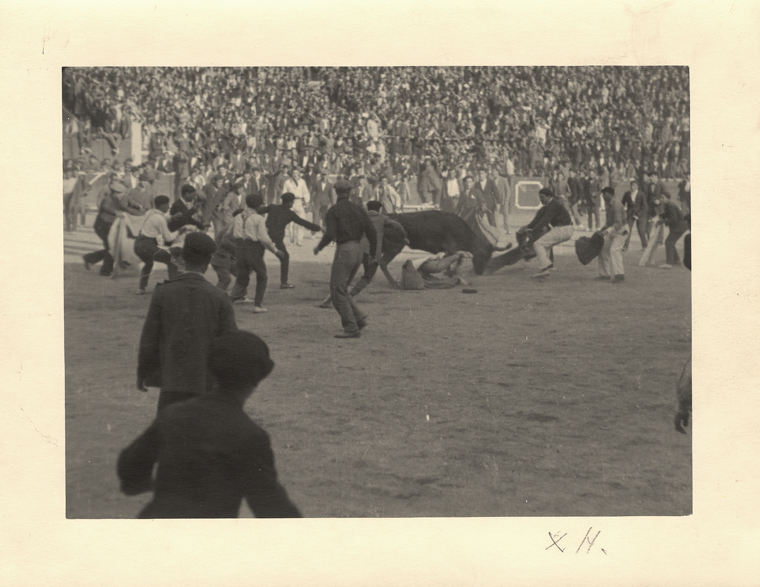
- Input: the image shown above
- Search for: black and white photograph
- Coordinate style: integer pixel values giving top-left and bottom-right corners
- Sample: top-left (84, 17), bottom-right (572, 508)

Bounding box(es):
top-left (2, 2), bottom-right (759, 586)
top-left (62, 64), bottom-right (692, 519)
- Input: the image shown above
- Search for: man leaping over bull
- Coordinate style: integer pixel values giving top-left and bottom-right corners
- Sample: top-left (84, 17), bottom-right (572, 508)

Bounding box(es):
top-left (517, 187), bottom-right (575, 279)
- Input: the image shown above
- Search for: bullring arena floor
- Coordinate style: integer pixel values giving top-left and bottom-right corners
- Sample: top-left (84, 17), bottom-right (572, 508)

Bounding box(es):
top-left (64, 214), bottom-right (691, 518)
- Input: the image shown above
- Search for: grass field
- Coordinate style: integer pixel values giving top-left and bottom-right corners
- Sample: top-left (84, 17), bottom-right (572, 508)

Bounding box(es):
top-left (65, 240), bottom-right (691, 518)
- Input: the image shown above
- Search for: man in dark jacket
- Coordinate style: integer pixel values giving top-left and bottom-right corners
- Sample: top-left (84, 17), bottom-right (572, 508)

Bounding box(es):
top-left (653, 198), bottom-right (689, 268)
top-left (520, 187), bottom-right (574, 278)
top-left (136, 232), bottom-right (238, 412)
top-left (259, 192), bottom-right (322, 289)
top-left (119, 330), bottom-right (301, 518)
top-left (313, 179), bottom-right (377, 338)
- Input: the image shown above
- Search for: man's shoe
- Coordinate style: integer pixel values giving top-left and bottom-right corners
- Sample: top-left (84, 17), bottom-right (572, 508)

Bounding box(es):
top-left (252, 305), bottom-right (268, 313)
top-left (232, 296), bottom-right (253, 303)
top-left (357, 318), bottom-right (368, 330)
top-left (280, 283), bottom-right (296, 289)
top-left (82, 256), bottom-right (91, 271)
top-left (659, 264), bottom-right (673, 269)
top-left (335, 330), bottom-right (361, 339)
top-left (612, 275), bottom-right (625, 283)
top-left (595, 275), bottom-right (611, 281)
top-left (136, 288), bottom-right (147, 295)
top-left (546, 264), bottom-right (556, 272)
top-left (532, 267), bottom-right (551, 278)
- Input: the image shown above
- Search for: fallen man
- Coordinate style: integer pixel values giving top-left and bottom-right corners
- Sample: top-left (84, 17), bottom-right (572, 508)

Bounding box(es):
top-left (400, 252), bottom-right (471, 290)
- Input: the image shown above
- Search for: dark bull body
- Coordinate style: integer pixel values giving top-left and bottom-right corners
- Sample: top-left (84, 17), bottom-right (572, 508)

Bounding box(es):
top-left (384, 210), bottom-right (507, 276)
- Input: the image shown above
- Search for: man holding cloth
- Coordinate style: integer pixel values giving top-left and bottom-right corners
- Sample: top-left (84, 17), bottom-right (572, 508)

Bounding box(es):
top-left (313, 179), bottom-right (377, 339)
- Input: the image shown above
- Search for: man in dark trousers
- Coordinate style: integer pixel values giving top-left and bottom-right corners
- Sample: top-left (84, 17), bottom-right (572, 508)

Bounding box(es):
top-left (653, 198), bottom-right (689, 269)
top-left (259, 192), bottom-right (322, 289)
top-left (119, 330), bottom-right (301, 518)
top-left (136, 232), bottom-right (238, 412)
top-left (82, 180), bottom-right (142, 276)
top-left (228, 194), bottom-right (285, 312)
top-left (313, 179), bottom-right (377, 339)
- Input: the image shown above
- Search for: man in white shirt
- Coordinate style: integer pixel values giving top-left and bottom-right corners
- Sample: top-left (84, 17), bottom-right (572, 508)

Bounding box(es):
top-left (281, 167), bottom-right (311, 246)
top-left (134, 195), bottom-right (181, 294)
top-left (228, 194), bottom-right (284, 313)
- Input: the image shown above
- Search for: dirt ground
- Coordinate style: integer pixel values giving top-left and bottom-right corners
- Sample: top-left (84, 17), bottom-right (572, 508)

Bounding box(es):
top-left (65, 234), bottom-right (691, 518)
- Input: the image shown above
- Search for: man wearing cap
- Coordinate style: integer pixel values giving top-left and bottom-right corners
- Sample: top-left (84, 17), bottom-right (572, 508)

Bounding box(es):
top-left (228, 194), bottom-right (285, 312)
top-left (82, 180), bottom-right (141, 276)
top-left (313, 179), bottom-right (377, 338)
top-left (596, 187), bottom-right (628, 283)
top-left (137, 231), bottom-right (238, 412)
top-left (134, 195), bottom-right (183, 295)
top-left (259, 193), bottom-right (322, 289)
top-left (281, 167), bottom-right (311, 246)
top-left (520, 187), bottom-right (575, 279)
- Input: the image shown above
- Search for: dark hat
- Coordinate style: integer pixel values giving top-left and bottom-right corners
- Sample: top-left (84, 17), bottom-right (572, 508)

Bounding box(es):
top-left (367, 200), bottom-right (383, 212)
top-left (109, 181), bottom-right (127, 193)
top-left (601, 186), bottom-right (615, 196)
top-left (334, 178), bottom-right (352, 193)
top-left (182, 232), bottom-right (216, 265)
top-left (138, 172), bottom-right (150, 182)
top-left (246, 193), bottom-right (264, 209)
top-left (154, 195), bottom-right (170, 208)
top-left (208, 330), bottom-right (274, 389)
top-left (538, 187), bottom-right (554, 197)
top-left (181, 184), bottom-right (197, 197)
top-left (281, 192), bottom-right (296, 203)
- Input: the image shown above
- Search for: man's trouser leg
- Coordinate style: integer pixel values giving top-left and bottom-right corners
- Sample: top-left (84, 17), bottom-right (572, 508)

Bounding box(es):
top-left (665, 223), bottom-right (687, 265)
top-left (213, 265), bottom-right (232, 291)
top-left (636, 215), bottom-right (649, 248)
top-left (134, 236), bottom-right (158, 291)
top-left (598, 236), bottom-right (613, 277)
top-left (274, 239), bottom-right (290, 284)
top-left (84, 217), bottom-right (114, 275)
top-left (608, 229), bottom-right (626, 275)
top-left (248, 241), bottom-right (268, 306)
top-left (229, 240), bottom-right (252, 300)
top-left (331, 241), bottom-right (364, 333)
top-left (533, 225), bottom-right (574, 269)
top-left (350, 253), bottom-right (377, 296)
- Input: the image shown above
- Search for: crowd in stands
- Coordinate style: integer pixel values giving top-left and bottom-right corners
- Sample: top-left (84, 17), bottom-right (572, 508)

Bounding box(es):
top-left (63, 66), bottom-right (690, 226)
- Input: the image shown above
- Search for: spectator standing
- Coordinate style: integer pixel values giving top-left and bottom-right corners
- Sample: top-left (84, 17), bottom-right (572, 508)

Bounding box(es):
top-left (653, 198), bottom-right (689, 269)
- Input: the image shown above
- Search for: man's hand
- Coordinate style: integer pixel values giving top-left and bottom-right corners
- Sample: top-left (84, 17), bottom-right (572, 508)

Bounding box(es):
top-left (674, 409), bottom-right (690, 434)
top-left (274, 250), bottom-right (285, 259)
top-left (137, 380), bottom-right (148, 392)
top-left (313, 246), bottom-right (320, 256)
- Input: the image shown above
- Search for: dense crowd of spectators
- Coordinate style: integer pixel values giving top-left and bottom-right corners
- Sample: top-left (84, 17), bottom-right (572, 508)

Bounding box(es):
top-left (63, 66), bottom-right (690, 213)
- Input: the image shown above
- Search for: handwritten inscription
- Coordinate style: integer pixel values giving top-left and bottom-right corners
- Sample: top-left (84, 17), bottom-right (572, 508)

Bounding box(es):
top-left (546, 528), bottom-right (606, 554)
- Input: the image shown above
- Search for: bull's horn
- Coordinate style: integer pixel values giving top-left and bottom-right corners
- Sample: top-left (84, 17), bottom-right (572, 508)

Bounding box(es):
top-left (492, 242), bottom-right (514, 252)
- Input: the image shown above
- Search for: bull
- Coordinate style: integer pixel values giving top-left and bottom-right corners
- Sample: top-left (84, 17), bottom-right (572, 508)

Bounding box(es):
top-left (377, 211), bottom-right (512, 286)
